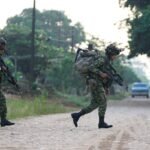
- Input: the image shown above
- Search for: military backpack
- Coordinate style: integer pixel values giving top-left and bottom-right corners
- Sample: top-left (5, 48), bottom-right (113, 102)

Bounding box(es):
top-left (74, 48), bottom-right (100, 77)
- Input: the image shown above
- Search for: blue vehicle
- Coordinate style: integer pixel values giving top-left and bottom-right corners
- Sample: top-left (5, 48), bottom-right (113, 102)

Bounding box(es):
top-left (131, 82), bottom-right (149, 98)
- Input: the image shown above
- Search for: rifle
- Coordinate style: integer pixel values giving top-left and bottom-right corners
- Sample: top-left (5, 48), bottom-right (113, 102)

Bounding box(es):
top-left (0, 57), bottom-right (20, 90)
top-left (102, 63), bottom-right (123, 88)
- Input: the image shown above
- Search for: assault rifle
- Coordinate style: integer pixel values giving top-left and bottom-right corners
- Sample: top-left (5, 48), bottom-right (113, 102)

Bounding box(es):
top-left (0, 57), bottom-right (20, 90)
top-left (102, 63), bottom-right (123, 88)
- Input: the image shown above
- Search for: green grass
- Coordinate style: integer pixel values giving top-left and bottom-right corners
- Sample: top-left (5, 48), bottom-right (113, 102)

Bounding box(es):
top-left (7, 95), bottom-right (70, 120)
top-left (6, 91), bottom-right (129, 120)
top-left (56, 90), bottom-right (128, 104)
top-left (55, 91), bottom-right (90, 107)
top-left (108, 92), bottom-right (129, 100)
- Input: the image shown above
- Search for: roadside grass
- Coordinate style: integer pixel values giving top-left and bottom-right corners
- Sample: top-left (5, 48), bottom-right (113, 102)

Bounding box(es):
top-left (108, 92), bottom-right (129, 100)
top-left (7, 94), bottom-right (72, 120)
top-left (55, 91), bottom-right (128, 105)
top-left (55, 91), bottom-right (90, 107)
top-left (6, 91), bottom-right (129, 120)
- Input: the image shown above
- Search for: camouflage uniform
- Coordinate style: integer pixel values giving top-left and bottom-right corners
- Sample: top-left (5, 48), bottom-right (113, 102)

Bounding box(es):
top-left (81, 54), bottom-right (109, 117)
top-left (71, 43), bottom-right (121, 128)
top-left (0, 63), bottom-right (15, 127)
top-left (0, 90), bottom-right (7, 120)
top-left (0, 37), bottom-right (15, 127)
top-left (0, 68), bottom-right (7, 120)
top-left (71, 53), bottom-right (113, 128)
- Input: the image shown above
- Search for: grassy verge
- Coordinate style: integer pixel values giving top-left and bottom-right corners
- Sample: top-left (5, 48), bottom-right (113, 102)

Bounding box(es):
top-left (7, 94), bottom-right (73, 120)
top-left (55, 91), bottom-right (90, 107)
top-left (56, 91), bottom-right (128, 104)
top-left (6, 91), bottom-right (129, 120)
top-left (108, 92), bottom-right (129, 100)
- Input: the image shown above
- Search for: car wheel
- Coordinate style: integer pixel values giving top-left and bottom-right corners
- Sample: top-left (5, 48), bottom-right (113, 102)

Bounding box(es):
top-left (132, 95), bottom-right (134, 98)
top-left (146, 95), bottom-right (149, 98)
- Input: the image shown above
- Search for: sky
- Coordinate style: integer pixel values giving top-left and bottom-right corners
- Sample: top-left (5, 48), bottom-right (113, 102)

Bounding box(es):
top-left (0, 0), bottom-right (150, 81)
top-left (0, 0), bottom-right (129, 45)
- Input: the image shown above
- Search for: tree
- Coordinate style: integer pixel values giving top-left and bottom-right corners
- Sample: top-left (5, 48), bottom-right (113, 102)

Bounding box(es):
top-left (0, 8), bottom-right (86, 82)
top-left (6, 9), bottom-right (85, 51)
top-left (119, 0), bottom-right (150, 10)
top-left (127, 7), bottom-right (150, 57)
top-left (113, 55), bottom-right (141, 84)
top-left (119, 0), bottom-right (150, 57)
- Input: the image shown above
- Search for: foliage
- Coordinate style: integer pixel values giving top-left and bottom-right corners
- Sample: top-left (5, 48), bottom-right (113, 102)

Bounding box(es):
top-left (0, 8), bottom-right (86, 82)
top-left (127, 7), bottom-right (150, 57)
top-left (112, 55), bottom-right (141, 84)
top-left (119, 0), bottom-right (150, 10)
top-left (5, 9), bottom-right (85, 51)
top-left (7, 95), bottom-right (70, 119)
top-left (0, 7), bottom-right (140, 95)
top-left (35, 50), bottom-right (86, 94)
top-left (108, 91), bottom-right (129, 100)
top-left (119, 0), bottom-right (150, 57)
top-left (55, 91), bottom-right (90, 107)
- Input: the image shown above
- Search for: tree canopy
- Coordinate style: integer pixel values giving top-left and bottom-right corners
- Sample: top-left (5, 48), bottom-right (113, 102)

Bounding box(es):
top-left (0, 7), bottom-right (141, 94)
top-left (119, 0), bottom-right (150, 57)
top-left (119, 0), bottom-right (150, 10)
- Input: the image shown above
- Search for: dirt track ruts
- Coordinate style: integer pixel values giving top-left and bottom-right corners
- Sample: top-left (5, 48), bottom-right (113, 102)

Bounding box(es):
top-left (0, 97), bottom-right (150, 150)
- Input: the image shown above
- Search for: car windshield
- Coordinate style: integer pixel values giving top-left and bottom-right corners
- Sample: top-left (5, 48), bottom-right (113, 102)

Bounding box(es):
top-left (133, 83), bottom-right (147, 87)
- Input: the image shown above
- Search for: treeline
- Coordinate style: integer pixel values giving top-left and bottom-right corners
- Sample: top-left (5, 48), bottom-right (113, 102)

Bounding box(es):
top-left (0, 8), bottom-right (140, 95)
top-left (119, 0), bottom-right (150, 57)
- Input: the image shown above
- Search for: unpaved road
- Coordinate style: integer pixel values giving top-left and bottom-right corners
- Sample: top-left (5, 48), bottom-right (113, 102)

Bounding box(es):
top-left (0, 97), bottom-right (150, 150)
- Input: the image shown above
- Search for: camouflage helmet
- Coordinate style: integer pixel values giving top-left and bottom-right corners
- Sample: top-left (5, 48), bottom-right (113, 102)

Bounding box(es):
top-left (0, 37), bottom-right (7, 45)
top-left (105, 43), bottom-right (121, 56)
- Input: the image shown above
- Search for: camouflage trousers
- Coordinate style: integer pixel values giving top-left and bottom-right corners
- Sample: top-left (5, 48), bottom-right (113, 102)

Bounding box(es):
top-left (82, 80), bottom-right (107, 117)
top-left (0, 91), bottom-right (7, 119)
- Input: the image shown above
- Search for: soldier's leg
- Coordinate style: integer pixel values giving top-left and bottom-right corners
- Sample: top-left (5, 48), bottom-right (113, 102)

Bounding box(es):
top-left (0, 91), bottom-right (7, 121)
top-left (98, 92), bottom-right (112, 128)
top-left (0, 91), bottom-right (15, 127)
top-left (82, 98), bottom-right (99, 114)
top-left (98, 92), bottom-right (107, 117)
top-left (71, 84), bottom-right (99, 127)
top-left (71, 99), bottom-right (98, 127)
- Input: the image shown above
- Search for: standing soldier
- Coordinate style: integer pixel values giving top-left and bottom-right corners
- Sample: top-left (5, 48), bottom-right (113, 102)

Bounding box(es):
top-left (0, 37), bottom-right (15, 127)
top-left (71, 43), bottom-right (122, 129)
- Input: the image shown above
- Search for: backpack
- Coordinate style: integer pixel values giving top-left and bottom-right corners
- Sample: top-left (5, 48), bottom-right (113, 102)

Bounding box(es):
top-left (74, 48), bottom-right (99, 77)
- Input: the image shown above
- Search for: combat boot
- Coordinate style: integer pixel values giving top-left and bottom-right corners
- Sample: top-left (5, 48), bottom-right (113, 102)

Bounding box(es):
top-left (98, 116), bottom-right (113, 129)
top-left (1, 119), bottom-right (15, 127)
top-left (71, 110), bottom-right (86, 127)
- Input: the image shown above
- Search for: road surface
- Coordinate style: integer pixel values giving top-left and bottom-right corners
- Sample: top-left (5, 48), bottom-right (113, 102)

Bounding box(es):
top-left (0, 97), bottom-right (150, 150)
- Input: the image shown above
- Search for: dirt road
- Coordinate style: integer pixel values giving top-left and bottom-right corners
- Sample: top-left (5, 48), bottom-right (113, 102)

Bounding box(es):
top-left (0, 97), bottom-right (150, 150)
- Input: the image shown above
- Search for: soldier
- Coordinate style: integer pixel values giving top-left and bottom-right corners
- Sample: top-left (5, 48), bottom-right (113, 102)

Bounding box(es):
top-left (0, 37), bottom-right (15, 127)
top-left (71, 43), bottom-right (122, 129)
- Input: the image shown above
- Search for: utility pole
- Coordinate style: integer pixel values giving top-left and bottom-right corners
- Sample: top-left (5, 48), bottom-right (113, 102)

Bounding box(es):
top-left (31, 0), bottom-right (36, 81)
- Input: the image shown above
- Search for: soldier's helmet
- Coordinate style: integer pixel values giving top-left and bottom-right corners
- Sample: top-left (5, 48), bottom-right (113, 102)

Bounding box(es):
top-left (105, 43), bottom-right (122, 56)
top-left (0, 37), bottom-right (7, 45)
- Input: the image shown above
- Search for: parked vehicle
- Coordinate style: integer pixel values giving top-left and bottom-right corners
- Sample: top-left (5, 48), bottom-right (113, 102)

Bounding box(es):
top-left (131, 82), bottom-right (149, 98)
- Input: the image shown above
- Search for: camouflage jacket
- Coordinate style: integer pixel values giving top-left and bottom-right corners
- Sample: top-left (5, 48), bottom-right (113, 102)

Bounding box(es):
top-left (88, 53), bottom-right (111, 82)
